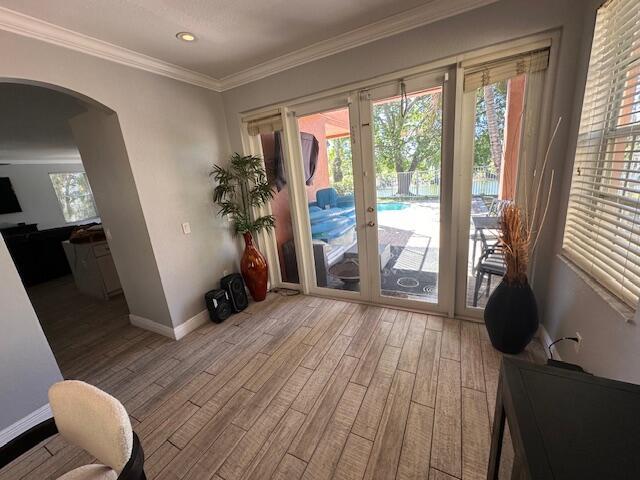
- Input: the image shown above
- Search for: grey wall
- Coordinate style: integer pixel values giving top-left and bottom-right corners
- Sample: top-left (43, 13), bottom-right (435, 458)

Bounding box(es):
top-left (222, 0), bottom-right (639, 382)
top-left (0, 30), bottom-right (238, 329)
top-left (0, 236), bottom-right (63, 431)
top-left (0, 162), bottom-right (97, 229)
top-left (69, 108), bottom-right (172, 328)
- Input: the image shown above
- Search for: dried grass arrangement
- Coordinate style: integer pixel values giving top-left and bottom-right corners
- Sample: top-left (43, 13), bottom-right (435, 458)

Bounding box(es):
top-left (498, 117), bottom-right (562, 286)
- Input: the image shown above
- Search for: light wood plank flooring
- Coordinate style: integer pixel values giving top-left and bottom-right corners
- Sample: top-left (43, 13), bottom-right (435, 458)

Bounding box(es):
top-left (2, 279), bottom-right (546, 480)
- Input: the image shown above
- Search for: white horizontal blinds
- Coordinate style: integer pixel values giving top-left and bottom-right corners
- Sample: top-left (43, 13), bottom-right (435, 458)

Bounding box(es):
top-left (246, 114), bottom-right (283, 136)
top-left (563, 0), bottom-right (640, 306)
top-left (463, 48), bottom-right (550, 92)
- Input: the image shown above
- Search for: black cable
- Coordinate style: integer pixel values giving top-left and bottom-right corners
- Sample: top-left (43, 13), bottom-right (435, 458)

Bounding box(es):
top-left (548, 336), bottom-right (579, 359)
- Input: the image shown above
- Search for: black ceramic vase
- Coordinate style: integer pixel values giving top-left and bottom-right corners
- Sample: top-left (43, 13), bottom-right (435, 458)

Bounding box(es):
top-left (484, 278), bottom-right (538, 354)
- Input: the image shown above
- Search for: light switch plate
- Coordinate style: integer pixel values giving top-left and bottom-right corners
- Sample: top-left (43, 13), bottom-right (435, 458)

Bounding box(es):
top-left (182, 222), bottom-right (191, 235)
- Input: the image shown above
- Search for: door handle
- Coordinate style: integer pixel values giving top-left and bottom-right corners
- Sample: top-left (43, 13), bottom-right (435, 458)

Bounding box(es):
top-left (367, 207), bottom-right (375, 212)
top-left (367, 221), bottom-right (376, 227)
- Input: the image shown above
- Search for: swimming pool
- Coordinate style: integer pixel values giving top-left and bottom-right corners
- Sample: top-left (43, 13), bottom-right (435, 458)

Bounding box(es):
top-left (377, 202), bottom-right (410, 211)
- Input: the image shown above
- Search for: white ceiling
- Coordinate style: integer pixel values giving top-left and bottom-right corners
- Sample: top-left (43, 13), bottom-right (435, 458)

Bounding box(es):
top-left (0, 0), bottom-right (491, 85)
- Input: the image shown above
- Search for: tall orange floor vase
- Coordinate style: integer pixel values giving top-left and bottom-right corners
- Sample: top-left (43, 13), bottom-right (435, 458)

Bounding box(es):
top-left (241, 232), bottom-right (268, 301)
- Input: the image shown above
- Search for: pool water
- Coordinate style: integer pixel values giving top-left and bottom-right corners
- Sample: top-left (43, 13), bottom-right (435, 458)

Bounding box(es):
top-left (377, 202), bottom-right (410, 211)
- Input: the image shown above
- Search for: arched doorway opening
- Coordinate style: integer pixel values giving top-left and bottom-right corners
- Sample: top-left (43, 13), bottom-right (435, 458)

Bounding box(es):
top-left (0, 80), bottom-right (162, 378)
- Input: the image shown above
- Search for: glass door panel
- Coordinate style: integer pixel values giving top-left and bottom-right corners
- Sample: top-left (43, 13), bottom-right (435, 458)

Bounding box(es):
top-left (296, 107), bottom-right (362, 292)
top-left (259, 131), bottom-right (300, 284)
top-left (465, 75), bottom-right (526, 310)
top-left (371, 87), bottom-right (444, 304)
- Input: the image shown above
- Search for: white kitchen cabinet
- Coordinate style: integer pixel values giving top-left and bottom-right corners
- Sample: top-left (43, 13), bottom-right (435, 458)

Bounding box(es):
top-left (62, 240), bottom-right (122, 300)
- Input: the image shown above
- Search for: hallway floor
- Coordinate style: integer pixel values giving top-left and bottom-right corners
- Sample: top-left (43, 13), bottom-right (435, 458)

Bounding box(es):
top-left (1, 283), bottom-right (545, 480)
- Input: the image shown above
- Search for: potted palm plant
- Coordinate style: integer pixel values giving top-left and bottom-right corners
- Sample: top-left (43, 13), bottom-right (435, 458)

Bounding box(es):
top-left (484, 118), bottom-right (561, 354)
top-left (211, 153), bottom-right (275, 301)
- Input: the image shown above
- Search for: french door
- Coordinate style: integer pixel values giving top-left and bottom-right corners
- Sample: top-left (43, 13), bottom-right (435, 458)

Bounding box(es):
top-left (270, 47), bottom-right (548, 319)
top-left (287, 69), bottom-right (455, 315)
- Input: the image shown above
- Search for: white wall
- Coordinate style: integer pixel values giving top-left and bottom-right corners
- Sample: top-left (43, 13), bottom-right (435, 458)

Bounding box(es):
top-left (0, 30), bottom-right (238, 329)
top-left (0, 162), bottom-right (99, 230)
top-left (0, 235), bottom-right (63, 431)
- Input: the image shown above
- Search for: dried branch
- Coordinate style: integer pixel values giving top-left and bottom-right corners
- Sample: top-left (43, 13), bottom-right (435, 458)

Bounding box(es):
top-left (530, 169), bottom-right (555, 254)
top-left (529, 117), bottom-right (562, 236)
top-left (499, 117), bottom-right (561, 285)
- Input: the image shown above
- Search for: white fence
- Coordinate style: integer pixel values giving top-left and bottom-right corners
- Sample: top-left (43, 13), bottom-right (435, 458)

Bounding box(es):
top-left (376, 166), bottom-right (499, 198)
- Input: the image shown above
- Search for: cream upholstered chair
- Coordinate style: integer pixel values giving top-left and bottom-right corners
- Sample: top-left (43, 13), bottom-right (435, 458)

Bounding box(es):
top-left (0, 381), bottom-right (145, 480)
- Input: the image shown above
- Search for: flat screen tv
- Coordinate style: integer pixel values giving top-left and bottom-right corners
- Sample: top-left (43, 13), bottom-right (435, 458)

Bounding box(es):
top-left (0, 177), bottom-right (22, 214)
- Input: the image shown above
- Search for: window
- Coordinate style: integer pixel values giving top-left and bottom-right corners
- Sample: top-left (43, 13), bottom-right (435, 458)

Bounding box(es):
top-left (49, 172), bottom-right (98, 222)
top-left (562, 0), bottom-right (640, 306)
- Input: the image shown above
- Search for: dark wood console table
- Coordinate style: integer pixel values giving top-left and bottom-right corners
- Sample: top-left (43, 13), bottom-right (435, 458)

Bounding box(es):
top-left (488, 357), bottom-right (640, 479)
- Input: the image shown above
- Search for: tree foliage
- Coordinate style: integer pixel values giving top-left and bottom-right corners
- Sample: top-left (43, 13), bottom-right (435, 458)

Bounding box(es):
top-left (50, 172), bottom-right (97, 222)
top-left (211, 153), bottom-right (275, 235)
top-left (327, 137), bottom-right (353, 195)
top-left (322, 84), bottom-right (508, 196)
top-left (474, 81), bottom-right (507, 170)
top-left (372, 92), bottom-right (443, 175)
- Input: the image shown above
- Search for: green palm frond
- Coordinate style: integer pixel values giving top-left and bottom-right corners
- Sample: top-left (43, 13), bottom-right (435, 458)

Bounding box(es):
top-left (211, 153), bottom-right (276, 236)
top-left (251, 215), bottom-right (276, 233)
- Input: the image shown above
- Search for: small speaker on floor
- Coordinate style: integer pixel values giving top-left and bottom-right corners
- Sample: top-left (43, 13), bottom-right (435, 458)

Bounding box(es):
top-left (204, 289), bottom-right (233, 323)
top-left (220, 273), bottom-right (249, 312)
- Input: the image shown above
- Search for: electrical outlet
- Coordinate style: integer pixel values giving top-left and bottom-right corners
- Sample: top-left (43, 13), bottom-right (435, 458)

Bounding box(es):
top-left (182, 222), bottom-right (191, 235)
top-left (575, 332), bottom-right (582, 353)
top-left (223, 270), bottom-right (229, 277)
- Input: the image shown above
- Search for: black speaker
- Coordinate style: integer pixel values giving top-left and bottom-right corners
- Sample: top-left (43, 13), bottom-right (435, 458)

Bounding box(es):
top-left (204, 289), bottom-right (233, 323)
top-left (220, 273), bottom-right (249, 312)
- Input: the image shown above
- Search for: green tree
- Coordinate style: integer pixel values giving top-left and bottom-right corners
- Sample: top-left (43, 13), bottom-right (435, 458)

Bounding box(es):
top-left (327, 137), bottom-right (353, 195)
top-left (372, 92), bottom-right (442, 195)
top-left (474, 81), bottom-right (507, 171)
top-left (50, 172), bottom-right (97, 222)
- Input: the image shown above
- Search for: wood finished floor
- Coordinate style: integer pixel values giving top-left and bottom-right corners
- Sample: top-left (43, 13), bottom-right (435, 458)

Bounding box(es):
top-left (2, 277), bottom-right (546, 480)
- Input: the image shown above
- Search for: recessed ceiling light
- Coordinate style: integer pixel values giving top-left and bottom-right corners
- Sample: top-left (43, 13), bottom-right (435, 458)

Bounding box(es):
top-left (176, 32), bottom-right (196, 42)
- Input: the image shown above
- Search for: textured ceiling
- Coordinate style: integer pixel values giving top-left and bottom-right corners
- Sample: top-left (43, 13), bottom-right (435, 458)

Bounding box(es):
top-left (0, 0), bottom-right (434, 78)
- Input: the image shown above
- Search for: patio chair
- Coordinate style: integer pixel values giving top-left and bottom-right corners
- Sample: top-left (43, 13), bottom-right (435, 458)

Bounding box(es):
top-left (0, 380), bottom-right (146, 479)
top-left (488, 198), bottom-right (512, 216)
top-left (473, 230), bottom-right (506, 307)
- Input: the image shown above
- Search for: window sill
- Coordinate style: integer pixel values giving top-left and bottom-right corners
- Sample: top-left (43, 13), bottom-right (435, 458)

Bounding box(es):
top-left (557, 254), bottom-right (635, 323)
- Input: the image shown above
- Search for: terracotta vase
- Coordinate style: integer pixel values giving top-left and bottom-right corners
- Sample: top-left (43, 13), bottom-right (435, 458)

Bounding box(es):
top-left (240, 232), bottom-right (268, 301)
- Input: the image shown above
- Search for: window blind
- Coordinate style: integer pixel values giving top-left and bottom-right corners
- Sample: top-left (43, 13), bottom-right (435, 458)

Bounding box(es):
top-left (463, 48), bottom-right (550, 92)
top-left (563, 0), bottom-right (640, 307)
top-left (246, 114), bottom-right (283, 136)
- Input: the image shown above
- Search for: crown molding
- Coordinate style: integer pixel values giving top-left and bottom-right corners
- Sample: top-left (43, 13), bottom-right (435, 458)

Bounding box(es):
top-left (217, 0), bottom-right (498, 90)
top-left (0, 0), bottom-right (496, 93)
top-left (0, 6), bottom-right (223, 91)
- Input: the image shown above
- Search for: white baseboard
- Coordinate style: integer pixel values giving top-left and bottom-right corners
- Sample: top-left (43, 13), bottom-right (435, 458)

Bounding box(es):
top-left (0, 403), bottom-right (52, 447)
top-left (129, 314), bottom-right (177, 339)
top-left (173, 309), bottom-right (209, 340)
top-left (537, 324), bottom-right (561, 360)
top-left (129, 310), bottom-right (209, 340)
